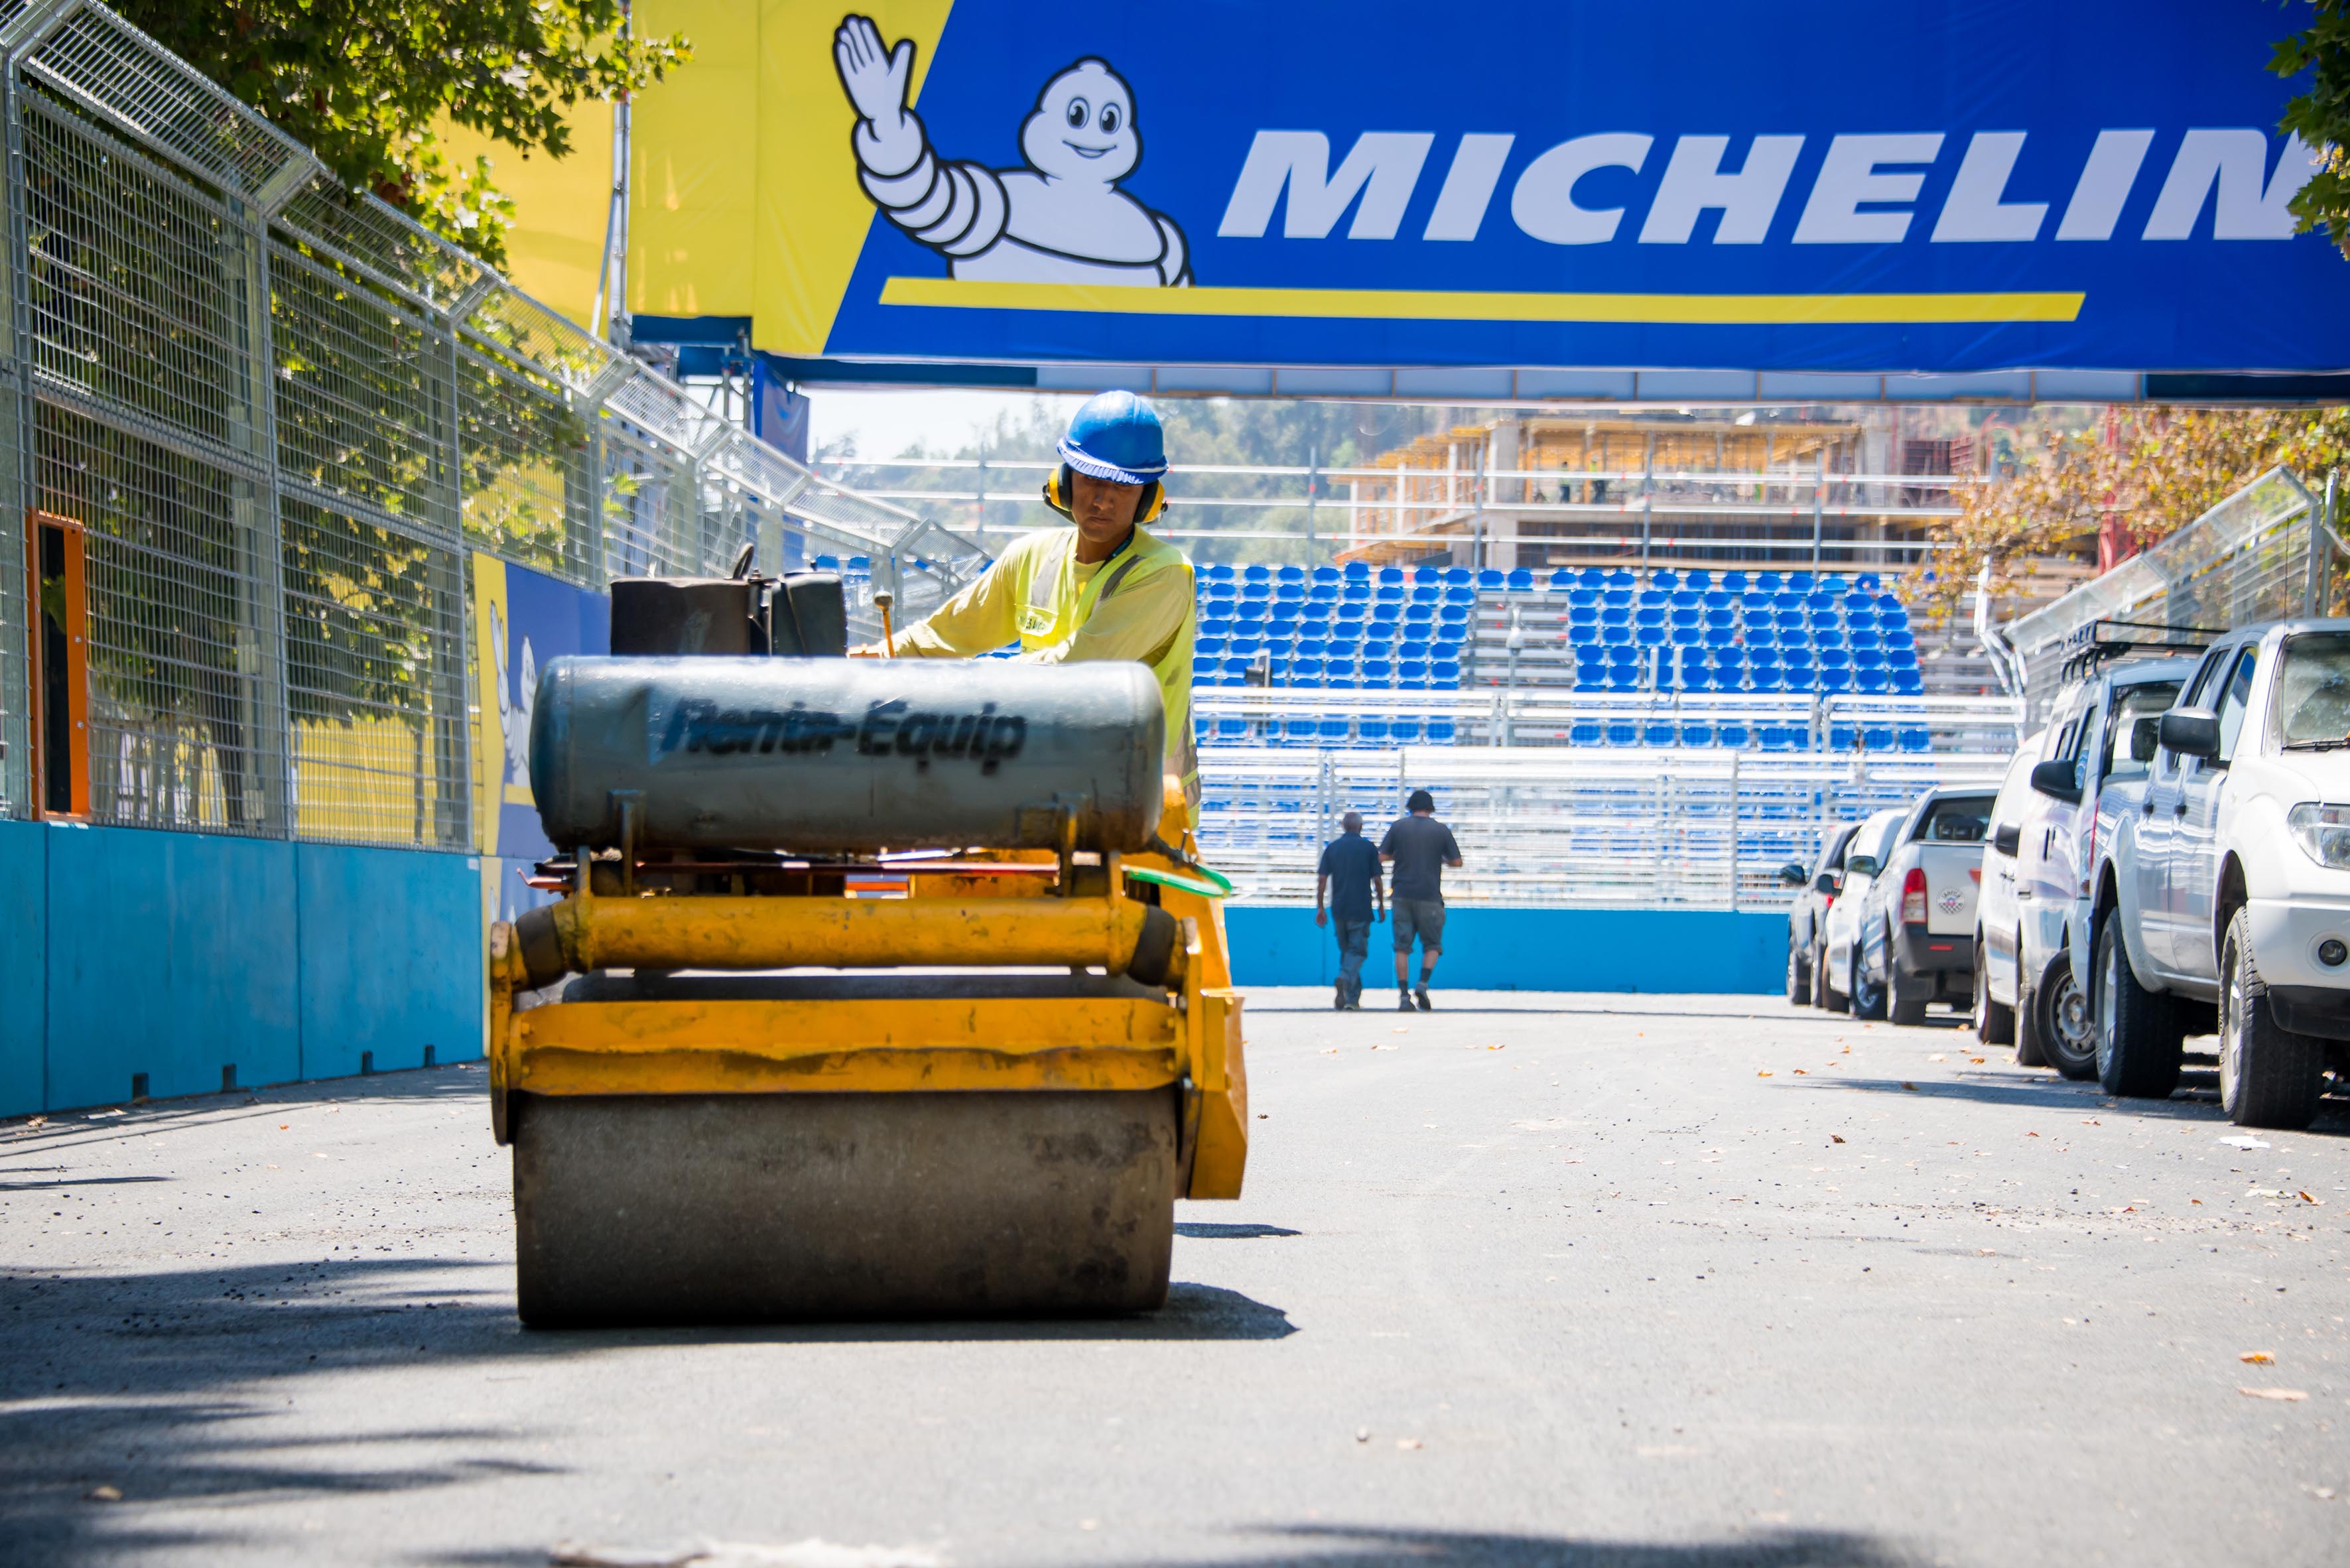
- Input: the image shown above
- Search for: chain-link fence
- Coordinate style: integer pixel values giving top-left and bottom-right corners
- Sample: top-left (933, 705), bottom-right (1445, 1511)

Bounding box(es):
top-left (2002, 467), bottom-right (2331, 725)
top-left (0, 0), bottom-right (980, 849)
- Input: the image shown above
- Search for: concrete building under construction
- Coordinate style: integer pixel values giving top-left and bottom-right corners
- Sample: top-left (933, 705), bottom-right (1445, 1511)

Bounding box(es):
top-left (1338, 411), bottom-right (1977, 575)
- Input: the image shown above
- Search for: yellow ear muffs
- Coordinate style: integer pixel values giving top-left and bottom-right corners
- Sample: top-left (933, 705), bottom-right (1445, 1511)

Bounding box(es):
top-left (1043, 464), bottom-right (1165, 524)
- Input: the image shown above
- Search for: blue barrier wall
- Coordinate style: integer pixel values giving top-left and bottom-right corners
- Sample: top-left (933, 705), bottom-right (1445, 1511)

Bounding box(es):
top-left (0, 820), bottom-right (483, 1117)
top-left (1224, 905), bottom-right (1788, 994)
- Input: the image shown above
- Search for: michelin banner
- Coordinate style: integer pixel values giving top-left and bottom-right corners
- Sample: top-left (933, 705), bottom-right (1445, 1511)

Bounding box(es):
top-left (628, 0), bottom-right (2343, 377)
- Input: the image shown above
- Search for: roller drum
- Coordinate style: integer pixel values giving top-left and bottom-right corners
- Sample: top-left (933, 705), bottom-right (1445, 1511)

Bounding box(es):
top-left (510, 1088), bottom-right (1180, 1324)
top-left (529, 657), bottom-right (1165, 853)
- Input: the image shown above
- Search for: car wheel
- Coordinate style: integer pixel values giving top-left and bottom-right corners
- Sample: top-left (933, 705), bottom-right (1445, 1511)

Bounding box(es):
top-left (1788, 941), bottom-right (1810, 1006)
top-left (1851, 945), bottom-right (1887, 1021)
top-left (1974, 938), bottom-right (2015, 1046)
top-left (2035, 952), bottom-right (2095, 1080)
top-left (1821, 941), bottom-right (1849, 1013)
top-left (2093, 911), bottom-right (2182, 1099)
top-left (2218, 907), bottom-right (2324, 1130)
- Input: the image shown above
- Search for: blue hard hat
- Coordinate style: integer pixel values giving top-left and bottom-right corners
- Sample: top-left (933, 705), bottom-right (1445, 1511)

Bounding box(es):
top-left (1057, 391), bottom-right (1167, 486)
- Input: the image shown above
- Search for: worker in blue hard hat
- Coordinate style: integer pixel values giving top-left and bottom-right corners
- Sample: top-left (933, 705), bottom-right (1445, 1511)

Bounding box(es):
top-left (853, 389), bottom-right (1200, 815)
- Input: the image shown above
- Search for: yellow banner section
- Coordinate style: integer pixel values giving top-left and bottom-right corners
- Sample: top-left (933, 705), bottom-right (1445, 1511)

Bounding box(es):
top-left (629, 0), bottom-right (955, 348)
top-left (440, 114), bottom-right (614, 331)
top-left (877, 277), bottom-right (2089, 326)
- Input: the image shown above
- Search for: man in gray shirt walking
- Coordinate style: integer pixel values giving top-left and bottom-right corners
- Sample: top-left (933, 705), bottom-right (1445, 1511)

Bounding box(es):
top-left (1379, 789), bottom-right (1463, 1011)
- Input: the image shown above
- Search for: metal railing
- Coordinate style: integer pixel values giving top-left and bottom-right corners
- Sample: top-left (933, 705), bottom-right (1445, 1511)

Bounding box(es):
top-left (1195, 744), bottom-right (2013, 907)
top-left (2002, 467), bottom-right (2329, 724)
top-left (0, 0), bottom-right (978, 846)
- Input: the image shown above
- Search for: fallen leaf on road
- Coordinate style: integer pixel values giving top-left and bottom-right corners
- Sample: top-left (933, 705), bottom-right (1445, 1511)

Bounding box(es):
top-left (1756, 1070), bottom-right (1773, 1077)
top-left (2081, 1118), bottom-right (2100, 1125)
top-left (1928, 1053), bottom-right (1947, 1062)
top-left (278, 1124), bottom-right (288, 1131)
top-left (2191, 1198), bottom-right (2203, 1205)
top-left (2241, 1351), bottom-right (2276, 1364)
top-left (1831, 1135), bottom-right (1846, 1144)
top-left (1395, 1437), bottom-right (1423, 1451)
top-left (2298, 1191), bottom-right (2321, 1205)
top-left (1900, 1082), bottom-right (1918, 1091)
top-left (1792, 1069), bottom-right (1809, 1075)
top-left (1390, 1027), bottom-right (1408, 1035)
top-left (1969, 1057), bottom-right (1985, 1064)
top-left (2238, 1387), bottom-right (2308, 1402)
top-left (2027, 1131), bottom-right (2040, 1137)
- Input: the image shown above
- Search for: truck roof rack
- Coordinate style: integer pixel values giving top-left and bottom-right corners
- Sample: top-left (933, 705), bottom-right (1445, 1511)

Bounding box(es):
top-left (2056, 618), bottom-right (2223, 681)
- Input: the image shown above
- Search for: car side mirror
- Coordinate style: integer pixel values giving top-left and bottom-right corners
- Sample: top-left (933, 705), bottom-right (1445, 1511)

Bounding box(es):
top-left (1992, 822), bottom-right (2021, 856)
top-left (1845, 854), bottom-right (1880, 879)
top-left (2160, 707), bottom-right (2221, 761)
top-left (1813, 872), bottom-right (1840, 895)
top-left (1778, 862), bottom-right (1808, 886)
top-left (2028, 759), bottom-right (2083, 804)
top-left (2130, 716), bottom-right (2160, 763)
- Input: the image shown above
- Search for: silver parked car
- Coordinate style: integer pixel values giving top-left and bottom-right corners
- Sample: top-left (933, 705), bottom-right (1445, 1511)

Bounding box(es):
top-left (1781, 820), bottom-right (1860, 1006)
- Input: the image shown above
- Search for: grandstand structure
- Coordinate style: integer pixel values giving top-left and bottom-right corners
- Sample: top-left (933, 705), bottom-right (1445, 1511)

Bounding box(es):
top-left (1191, 560), bottom-right (1937, 745)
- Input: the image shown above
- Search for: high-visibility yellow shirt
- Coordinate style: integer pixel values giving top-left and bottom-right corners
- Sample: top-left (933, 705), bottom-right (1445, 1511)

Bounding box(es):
top-left (883, 524), bottom-right (1198, 812)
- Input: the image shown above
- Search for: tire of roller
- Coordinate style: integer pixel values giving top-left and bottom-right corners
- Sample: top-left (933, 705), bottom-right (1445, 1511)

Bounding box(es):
top-left (509, 1088), bottom-right (1181, 1326)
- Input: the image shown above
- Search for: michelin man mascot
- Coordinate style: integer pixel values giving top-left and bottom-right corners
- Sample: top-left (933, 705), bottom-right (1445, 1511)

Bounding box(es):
top-left (833, 13), bottom-right (1192, 286)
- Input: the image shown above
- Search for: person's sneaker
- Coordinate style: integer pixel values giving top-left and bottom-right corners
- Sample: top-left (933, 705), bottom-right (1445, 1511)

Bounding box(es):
top-left (1397, 990), bottom-right (1415, 1012)
top-left (1415, 986), bottom-right (1433, 1012)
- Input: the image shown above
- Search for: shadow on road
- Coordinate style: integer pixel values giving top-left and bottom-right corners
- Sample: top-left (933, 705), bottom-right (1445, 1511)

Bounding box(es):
top-left (3, 1251), bottom-right (1296, 1563)
top-left (2, 1063), bottom-right (490, 1157)
top-left (1137, 1522), bottom-right (1918, 1567)
top-left (1797, 1073), bottom-right (2350, 1133)
top-left (1177, 1222), bottom-right (1301, 1239)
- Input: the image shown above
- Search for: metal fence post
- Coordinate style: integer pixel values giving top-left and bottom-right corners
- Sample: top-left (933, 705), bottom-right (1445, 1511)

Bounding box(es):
top-left (225, 192), bottom-right (294, 837)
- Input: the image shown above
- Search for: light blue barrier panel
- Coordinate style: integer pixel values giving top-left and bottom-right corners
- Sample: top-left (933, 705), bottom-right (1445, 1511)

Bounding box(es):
top-left (296, 843), bottom-right (484, 1079)
top-left (1224, 906), bottom-right (1788, 994)
top-left (0, 820), bottom-right (44, 1112)
top-left (44, 824), bottom-right (302, 1110)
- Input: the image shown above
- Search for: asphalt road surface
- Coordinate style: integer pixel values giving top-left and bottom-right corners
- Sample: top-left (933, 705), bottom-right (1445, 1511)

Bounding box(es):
top-left (5, 989), bottom-right (2349, 1567)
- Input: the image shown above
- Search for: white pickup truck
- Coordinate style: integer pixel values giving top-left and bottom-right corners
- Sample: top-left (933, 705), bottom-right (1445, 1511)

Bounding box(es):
top-left (1855, 786), bottom-right (1995, 1025)
top-left (2078, 619), bottom-right (2350, 1127)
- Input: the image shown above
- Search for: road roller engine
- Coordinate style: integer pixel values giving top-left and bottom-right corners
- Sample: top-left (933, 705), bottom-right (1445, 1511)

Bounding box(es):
top-left (484, 566), bottom-right (1246, 1325)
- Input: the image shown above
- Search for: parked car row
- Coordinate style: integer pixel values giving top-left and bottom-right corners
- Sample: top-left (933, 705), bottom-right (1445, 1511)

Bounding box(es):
top-left (1781, 784), bottom-right (1992, 1025)
top-left (1785, 618), bottom-right (2350, 1130)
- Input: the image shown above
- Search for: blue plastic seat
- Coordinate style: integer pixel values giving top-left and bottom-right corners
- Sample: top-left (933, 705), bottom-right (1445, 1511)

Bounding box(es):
top-left (1506, 568), bottom-right (1533, 591)
top-left (1343, 561), bottom-right (1370, 581)
top-left (1398, 657), bottom-right (1431, 684)
top-left (1671, 622), bottom-right (1703, 647)
top-left (1827, 724), bottom-right (1857, 750)
top-left (1720, 571), bottom-right (1748, 593)
top-left (1652, 570), bottom-right (1679, 590)
top-left (1606, 669), bottom-right (1641, 692)
top-left (1430, 659), bottom-right (1461, 688)
top-left (1390, 716), bottom-right (1425, 744)
top-left (1285, 716), bottom-right (1318, 744)
top-left (1376, 566), bottom-right (1405, 585)
top-left (1892, 668), bottom-right (1924, 694)
top-left (1644, 722), bottom-right (1679, 747)
top-left (1681, 722), bottom-right (1715, 747)
top-left (1549, 569), bottom-right (1579, 591)
top-left (1214, 716), bottom-right (1250, 743)
top-left (1753, 571), bottom-right (1782, 592)
top-left (1819, 667), bottom-right (1854, 694)
top-left (1636, 621), bottom-right (1667, 647)
top-left (1426, 717), bottom-right (1457, 744)
top-left (1288, 657), bottom-right (1324, 683)
top-left (1359, 658), bottom-right (1394, 687)
top-left (1606, 720), bottom-right (1640, 746)
top-left (1358, 716), bottom-right (1390, 744)
top-left (1856, 572), bottom-right (1880, 593)
top-left (1899, 726), bottom-right (1933, 751)
top-left (1760, 725), bottom-right (1798, 752)
top-left (1569, 720), bottom-right (1604, 747)
top-left (1243, 564), bottom-right (1272, 584)
top-left (1856, 669), bottom-right (1890, 694)
top-left (1787, 572), bottom-right (1815, 594)
top-left (1317, 716), bottom-right (1351, 744)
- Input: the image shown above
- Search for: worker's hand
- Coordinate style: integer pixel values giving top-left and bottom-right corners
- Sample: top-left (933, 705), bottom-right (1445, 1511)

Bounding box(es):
top-left (1314, 909), bottom-right (1327, 929)
top-left (834, 15), bottom-right (914, 131)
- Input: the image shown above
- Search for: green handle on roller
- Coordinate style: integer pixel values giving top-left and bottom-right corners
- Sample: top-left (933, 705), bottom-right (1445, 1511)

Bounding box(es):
top-left (1124, 863), bottom-right (1234, 899)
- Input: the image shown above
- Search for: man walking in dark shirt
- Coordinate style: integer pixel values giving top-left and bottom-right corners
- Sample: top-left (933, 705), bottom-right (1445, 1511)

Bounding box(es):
top-left (1315, 811), bottom-right (1384, 1010)
top-left (1380, 789), bottom-right (1463, 1011)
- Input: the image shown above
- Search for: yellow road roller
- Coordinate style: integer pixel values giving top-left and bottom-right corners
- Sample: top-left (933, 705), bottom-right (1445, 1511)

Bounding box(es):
top-left (484, 618), bottom-right (1245, 1325)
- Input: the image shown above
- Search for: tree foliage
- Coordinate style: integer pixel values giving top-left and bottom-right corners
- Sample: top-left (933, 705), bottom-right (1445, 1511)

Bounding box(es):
top-left (115, 1), bottom-right (688, 269)
top-left (2275, 0), bottom-right (2350, 257)
top-left (1912, 407), bottom-right (2350, 624)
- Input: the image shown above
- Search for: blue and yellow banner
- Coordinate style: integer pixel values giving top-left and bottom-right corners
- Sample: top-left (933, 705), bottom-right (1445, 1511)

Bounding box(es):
top-left (627, 0), bottom-right (2344, 376)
